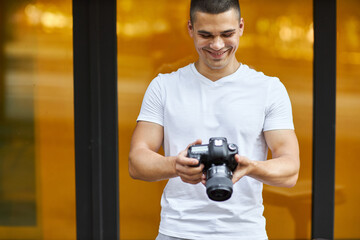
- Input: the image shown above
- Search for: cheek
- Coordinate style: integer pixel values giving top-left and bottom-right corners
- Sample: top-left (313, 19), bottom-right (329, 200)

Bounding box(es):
top-left (226, 40), bottom-right (239, 53)
top-left (196, 39), bottom-right (209, 49)
top-left (227, 38), bottom-right (239, 47)
top-left (193, 36), bottom-right (209, 47)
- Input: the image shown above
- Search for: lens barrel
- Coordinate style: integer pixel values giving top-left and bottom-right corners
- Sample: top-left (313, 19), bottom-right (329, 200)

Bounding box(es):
top-left (206, 164), bottom-right (233, 201)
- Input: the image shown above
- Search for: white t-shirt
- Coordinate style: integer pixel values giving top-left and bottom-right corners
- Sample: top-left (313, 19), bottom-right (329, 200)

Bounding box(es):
top-left (137, 63), bottom-right (294, 240)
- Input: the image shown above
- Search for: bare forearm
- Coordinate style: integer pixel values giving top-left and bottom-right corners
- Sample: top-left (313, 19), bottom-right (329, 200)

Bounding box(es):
top-left (128, 121), bottom-right (205, 184)
top-left (129, 147), bottom-right (177, 182)
top-left (243, 129), bottom-right (300, 188)
top-left (248, 155), bottom-right (299, 187)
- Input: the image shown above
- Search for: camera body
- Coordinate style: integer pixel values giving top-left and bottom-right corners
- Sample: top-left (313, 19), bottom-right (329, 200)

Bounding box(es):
top-left (187, 137), bottom-right (238, 201)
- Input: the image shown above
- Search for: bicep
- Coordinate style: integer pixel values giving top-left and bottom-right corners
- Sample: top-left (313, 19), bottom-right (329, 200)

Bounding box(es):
top-left (264, 129), bottom-right (299, 161)
top-left (130, 121), bottom-right (164, 153)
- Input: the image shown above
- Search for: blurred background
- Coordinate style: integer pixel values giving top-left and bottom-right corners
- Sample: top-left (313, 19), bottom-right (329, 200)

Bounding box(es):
top-left (0, 0), bottom-right (359, 239)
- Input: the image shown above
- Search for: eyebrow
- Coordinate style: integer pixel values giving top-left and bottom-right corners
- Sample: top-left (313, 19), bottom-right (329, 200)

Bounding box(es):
top-left (197, 29), bottom-right (236, 35)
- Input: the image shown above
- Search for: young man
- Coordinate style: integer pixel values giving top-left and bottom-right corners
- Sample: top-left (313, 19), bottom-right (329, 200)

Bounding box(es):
top-left (129, 0), bottom-right (300, 239)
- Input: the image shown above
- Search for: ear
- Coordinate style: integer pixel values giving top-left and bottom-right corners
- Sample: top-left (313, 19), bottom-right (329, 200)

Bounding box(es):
top-left (187, 20), bottom-right (194, 38)
top-left (239, 18), bottom-right (245, 36)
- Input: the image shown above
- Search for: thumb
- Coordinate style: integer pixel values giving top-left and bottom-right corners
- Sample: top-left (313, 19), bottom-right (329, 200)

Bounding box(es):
top-left (186, 139), bottom-right (202, 149)
top-left (232, 154), bottom-right (246, 184)
top-left (235, 154), bottom-right (246, 164)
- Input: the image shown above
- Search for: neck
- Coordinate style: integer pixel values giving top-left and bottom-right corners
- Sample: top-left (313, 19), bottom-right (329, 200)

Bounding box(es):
top-left (195, 60), bottom-right (240, 81)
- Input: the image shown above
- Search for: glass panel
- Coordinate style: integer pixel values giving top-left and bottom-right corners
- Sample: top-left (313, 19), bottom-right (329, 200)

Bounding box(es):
top-left (117, 0), bottom-right (313, 239)
top-left (0, 0), bottom-right (36, 228)
top-left (0, 1), bottom-right (75, 239)
top-left (245, 1), bottom-right (313, 239)
top-left (335, 0), bottom-right (360, 239)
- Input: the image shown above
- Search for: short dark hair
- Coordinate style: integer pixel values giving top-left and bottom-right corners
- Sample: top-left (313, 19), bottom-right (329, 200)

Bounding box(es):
top-left (190, 0), bottom-right (241, 24)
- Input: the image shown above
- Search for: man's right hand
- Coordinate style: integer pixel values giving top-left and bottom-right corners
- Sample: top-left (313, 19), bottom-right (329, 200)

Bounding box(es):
top-left (175, 139), bottom-right (205, 185)
top-left (129, 121), bottom-right (206, 183)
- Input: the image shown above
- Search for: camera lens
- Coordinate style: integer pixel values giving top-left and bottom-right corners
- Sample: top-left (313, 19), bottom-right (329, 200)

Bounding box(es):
top-left (206, 164), bottom-right (233, 201)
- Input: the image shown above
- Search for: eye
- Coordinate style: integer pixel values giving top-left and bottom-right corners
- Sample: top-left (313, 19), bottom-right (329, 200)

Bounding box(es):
top-left (222, 33), bottom-right (235, 38)
top-left (199, 34), bottom-right (212, 39)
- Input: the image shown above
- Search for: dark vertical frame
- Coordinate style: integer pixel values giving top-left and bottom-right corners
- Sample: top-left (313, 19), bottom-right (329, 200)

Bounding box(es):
top-left (312, 0), bottom-right (336, 239)
top-left (73, 0), bottom-right (119, 239)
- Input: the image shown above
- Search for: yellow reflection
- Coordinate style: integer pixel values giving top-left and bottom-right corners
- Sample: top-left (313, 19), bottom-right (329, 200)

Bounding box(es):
top-left (119, 0), bottom-right (134, 12)
top-left (41, 12), bottom-right (67, 28)
top-left (24, 3), bottom-right (72, 31)
top-left (279, 25), bottom-right (293, 41)
top-left (345, 17), bottom-right (359, 49)
top-left (25, 4), bottom-right (42, 25)
top-left (256, 18), bottom-right (270, 34)
top-left (117, 19), bottom-right (169, 38)
top-left (307, 23), bottom-right (314, 43)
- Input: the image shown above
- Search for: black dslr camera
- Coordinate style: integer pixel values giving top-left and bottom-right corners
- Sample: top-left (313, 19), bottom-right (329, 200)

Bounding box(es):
top-left (187, 137), bottom-right (238, 201)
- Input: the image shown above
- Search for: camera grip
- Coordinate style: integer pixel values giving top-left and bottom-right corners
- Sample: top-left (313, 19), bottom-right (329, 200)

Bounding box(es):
top-left (187, 150), bottom-right (201, 167)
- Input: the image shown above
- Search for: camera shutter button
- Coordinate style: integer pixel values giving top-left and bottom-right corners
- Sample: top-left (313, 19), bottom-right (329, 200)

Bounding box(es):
top-left (228, 144), bottom-right (237, 151)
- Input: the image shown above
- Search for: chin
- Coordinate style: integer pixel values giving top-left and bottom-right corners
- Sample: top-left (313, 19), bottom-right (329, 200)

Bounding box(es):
top-left (206, 61), bottom-right (228, 70)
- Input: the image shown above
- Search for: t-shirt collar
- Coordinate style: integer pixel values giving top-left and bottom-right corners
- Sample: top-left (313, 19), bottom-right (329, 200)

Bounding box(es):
top-left (190, 63), bottom-right (244, 86)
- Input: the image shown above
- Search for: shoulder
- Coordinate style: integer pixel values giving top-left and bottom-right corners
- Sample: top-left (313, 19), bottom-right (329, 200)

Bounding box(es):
top-left (238, 64), bottom-right (283, 92)
top-left (241, 64), bottom-right (279, 84)
top-left (158, 63), bottom-right (193, 79)
top-left (153, 63), bottom-right (194, 88)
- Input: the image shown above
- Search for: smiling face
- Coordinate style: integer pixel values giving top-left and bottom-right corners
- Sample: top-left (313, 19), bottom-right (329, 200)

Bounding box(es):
top-left (188, 8), bottom-right (244, 78)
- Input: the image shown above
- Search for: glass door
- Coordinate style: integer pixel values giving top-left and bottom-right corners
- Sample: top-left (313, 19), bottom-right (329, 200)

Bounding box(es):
top-left (0, 1), bottom-right (76, 239)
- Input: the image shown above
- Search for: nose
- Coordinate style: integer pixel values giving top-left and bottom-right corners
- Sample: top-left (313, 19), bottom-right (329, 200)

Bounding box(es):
top-left (210, 36), bottom-right (225, 50)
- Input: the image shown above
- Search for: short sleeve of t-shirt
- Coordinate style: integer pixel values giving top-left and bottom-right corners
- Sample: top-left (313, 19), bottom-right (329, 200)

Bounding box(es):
top-left (263, 78), bottom-right (294, 131)
top-left (137, 75), bottom-right (164, 126)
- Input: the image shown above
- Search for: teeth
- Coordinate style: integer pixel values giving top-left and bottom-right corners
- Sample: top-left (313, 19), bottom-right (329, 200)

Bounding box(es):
top-left (212, 50), bottom-right (227, 55)
top-left (204, 48), bottom-right (228, 56)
